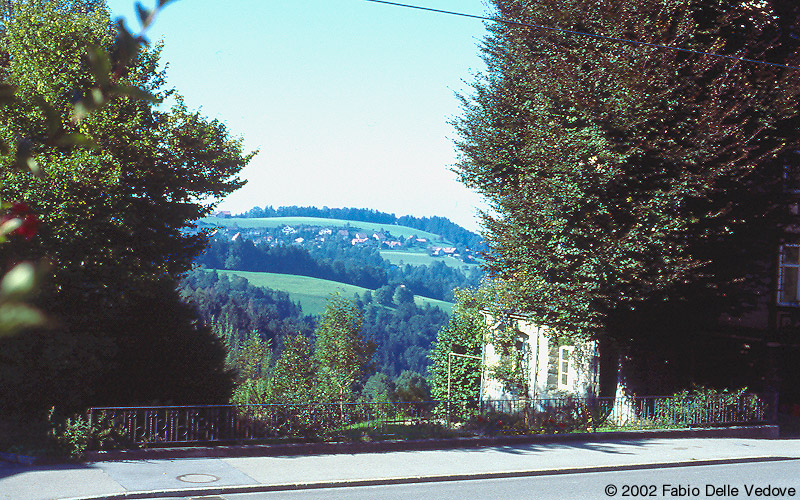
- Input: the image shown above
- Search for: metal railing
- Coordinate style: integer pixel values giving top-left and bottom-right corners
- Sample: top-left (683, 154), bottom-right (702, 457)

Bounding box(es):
top-left (88, 401), bottom-right (439, 446)
top-left (87, 392), bottom-right (776, 447)
top-left (478, 392), bottom-right (776, 432)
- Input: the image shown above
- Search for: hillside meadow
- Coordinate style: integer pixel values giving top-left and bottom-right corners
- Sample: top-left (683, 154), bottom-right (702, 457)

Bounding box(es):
top-left (379, 250), bottom-right (482, 270)
top-left (207, 269), bottom-right (454, 316)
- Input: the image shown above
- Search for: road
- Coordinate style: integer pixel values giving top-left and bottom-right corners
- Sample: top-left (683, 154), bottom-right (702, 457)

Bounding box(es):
top-left (156, 459), bottom-right (800, 500)
top-left (2, 436), bottom-right (798, 500)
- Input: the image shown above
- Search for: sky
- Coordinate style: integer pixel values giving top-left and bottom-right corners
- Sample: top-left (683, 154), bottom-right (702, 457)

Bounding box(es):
top-left (105, 0), bottom-right (493, 232)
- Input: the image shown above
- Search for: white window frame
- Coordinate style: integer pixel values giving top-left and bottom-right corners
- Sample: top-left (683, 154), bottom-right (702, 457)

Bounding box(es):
top-left (778, 244), bottom-right (800, 306)
top-left (557, 346), bottom-right (575, 390)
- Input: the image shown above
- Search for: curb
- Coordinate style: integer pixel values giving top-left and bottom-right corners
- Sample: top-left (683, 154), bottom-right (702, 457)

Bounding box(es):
top-left (0, 450), bottom-right (62, 466)
top-left (63, 455), bottom-right (800, 500)
top-left (83, 425), bottom-right (779, 462)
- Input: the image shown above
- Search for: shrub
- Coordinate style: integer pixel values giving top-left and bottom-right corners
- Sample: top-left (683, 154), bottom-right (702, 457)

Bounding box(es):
top-left (48, 408), bottom-right (132, 460)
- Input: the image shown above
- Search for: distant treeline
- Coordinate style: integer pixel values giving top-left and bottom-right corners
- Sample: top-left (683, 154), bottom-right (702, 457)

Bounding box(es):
top-left (237, 205), bottom-right (485, 250)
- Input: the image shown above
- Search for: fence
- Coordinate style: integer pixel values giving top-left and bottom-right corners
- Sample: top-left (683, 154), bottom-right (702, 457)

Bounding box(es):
top-left (88, 392), bottom-right (776, 447)
top-left (479, 392), bottom-right (777, 432)
top-left (87, 401), bottom-right (438, 446)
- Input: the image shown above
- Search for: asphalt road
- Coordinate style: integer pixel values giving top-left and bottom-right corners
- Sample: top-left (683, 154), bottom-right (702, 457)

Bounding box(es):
top-left (157, 459), bottom-right (800, 500)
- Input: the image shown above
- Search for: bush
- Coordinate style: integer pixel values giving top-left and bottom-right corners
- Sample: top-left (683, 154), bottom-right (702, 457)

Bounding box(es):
top-left (652, 386), bottom-right (765, 427)
top-left (48, 408), bottom-right (133, 460)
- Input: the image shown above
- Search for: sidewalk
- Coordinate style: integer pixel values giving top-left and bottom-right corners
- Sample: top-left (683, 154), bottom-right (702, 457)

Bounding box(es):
top-left (1, 433), bottom-right (799, 500)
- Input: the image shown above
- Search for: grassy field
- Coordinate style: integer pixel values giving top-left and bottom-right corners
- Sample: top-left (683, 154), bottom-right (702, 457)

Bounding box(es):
top-left (198, 217), bottom-right (448, 243)
top-left (379, 250), bottom-right (482, 270)
top-left (208, 269), bottom-right (454, 316)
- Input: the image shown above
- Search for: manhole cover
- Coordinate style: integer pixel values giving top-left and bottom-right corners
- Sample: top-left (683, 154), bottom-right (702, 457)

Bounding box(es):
top-left (176, 474), bottom-right (221, 484)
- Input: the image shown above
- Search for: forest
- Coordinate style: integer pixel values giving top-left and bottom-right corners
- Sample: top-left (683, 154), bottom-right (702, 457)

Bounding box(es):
top-left (180, 268), bottom-right (450, 379)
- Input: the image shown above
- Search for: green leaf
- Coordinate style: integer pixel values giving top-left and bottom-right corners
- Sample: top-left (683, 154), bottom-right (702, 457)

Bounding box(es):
top-left (12, 138), bottom-right (42, 176)
top-left (86, 45), bottom-right (111, 87)
top-left (0, 302), bottom-right (48, 337)
top-left (135, 2), bottom-right (152, 29)
top-left (26, 157), bottom-right (43, 178)
top-left (113, 18), bottom-right (143, 67)
top-left (71, 101), bottom-right (91, 123)
top-left (0, 262), bottom-right (37, 300)
top-left (55, 133), bottom-right (100, 150)
top-left (32, 95), bottom-right (63, 138)
top-left (0, 218), bottom-right (22, 239)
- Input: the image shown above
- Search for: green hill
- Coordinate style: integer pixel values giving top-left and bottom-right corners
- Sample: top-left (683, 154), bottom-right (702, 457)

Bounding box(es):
top-left (379, 250), bottom-right (482, 270)
top-left (198, 216), bottom-right (448, 243)
top-left (207, 269), bottom-right (454, 316)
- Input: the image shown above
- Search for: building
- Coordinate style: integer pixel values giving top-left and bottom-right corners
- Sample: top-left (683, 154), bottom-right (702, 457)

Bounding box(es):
top-left (479, 310), bottom-right (600, 402)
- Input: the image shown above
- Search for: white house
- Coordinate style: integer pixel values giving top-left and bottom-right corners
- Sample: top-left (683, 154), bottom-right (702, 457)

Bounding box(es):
top-left (479, 310), bottom-right (600, 402)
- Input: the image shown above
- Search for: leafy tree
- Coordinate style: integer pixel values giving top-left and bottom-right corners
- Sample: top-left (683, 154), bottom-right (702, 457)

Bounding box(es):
top-left (373, 285), bottom-right (394, 306)
top-left (0, 0), bottom-right (252, 414)
top-left (393, 370), bottom-right (430, 402)
top-left (393, 284), bottom-right (414, 305)
top-left (453, 0), bottom-right (800, 390)
top-left (360, 372), bottom-right (395, 402)
top-left (269, 333), bottom-right (317, 404)
top-left (313, 294), bottom-right (374, 402)
top-left (429, 287), bottom-right (487, 415)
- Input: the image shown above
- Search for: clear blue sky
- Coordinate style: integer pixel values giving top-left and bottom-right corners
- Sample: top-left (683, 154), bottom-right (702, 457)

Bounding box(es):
top-left (105, 0), bottom-right (492, 231)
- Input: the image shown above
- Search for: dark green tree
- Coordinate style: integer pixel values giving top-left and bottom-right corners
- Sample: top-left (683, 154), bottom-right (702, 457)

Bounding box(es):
top-left (393, 284), bottom-right (414, 305)
top-left (0, 0), bottom-right (252, 414)
top-left (393, 370), bottom-right (430, 402)
top-left (453, 0), bottom-right (800, 391)
top-left (359, 372), bottom-right (395, 402)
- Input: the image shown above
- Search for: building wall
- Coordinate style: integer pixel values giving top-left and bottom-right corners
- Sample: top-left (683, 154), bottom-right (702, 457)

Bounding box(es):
top-left (480, 312), bottom-right (599, 401)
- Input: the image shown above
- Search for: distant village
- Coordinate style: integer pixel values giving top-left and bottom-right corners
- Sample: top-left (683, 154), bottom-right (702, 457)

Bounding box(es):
top-left (204, 211), bottom-right (479, 265)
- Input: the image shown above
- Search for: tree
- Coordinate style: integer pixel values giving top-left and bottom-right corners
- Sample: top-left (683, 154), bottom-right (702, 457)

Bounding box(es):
top-left (269, 333), bottom-right (317, 404)
top-left (453, 0), bottom-right (800, 391)
top-left (373, 284), bottom-right (394, 306)
top-left (313, 294), bottom-right (374, 402)
top-left (393, 370), bottom-right (430, 402)
top-left (428, 287), bottom-right (488, 416)
top-left (393, 284), bottom-right (414, 305)
top-left (0, 0), bottom-right (253, 414)
top-left (359, 372), bottom-right (395, 402)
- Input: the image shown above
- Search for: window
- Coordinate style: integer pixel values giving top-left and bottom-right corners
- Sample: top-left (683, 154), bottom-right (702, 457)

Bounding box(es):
top-left (558, 346), bottom-right (574, 389)
top-left (779, 244), bottom-right (800, 306)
